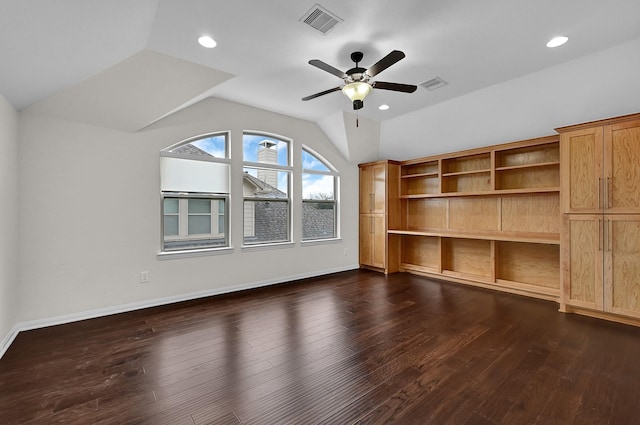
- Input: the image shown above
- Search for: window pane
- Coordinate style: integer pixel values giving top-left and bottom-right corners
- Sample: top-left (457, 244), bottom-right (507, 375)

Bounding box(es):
top-left (164, 215), bottom-right (179, 236)
top-left (302, 173), bottom-right (334, 200)
top-left (303, 201), bottom-right (336, 240)
top-left (164, 198), bottom-right (179, 214)
top-left (243, 199), bottom-right (289, 244)
top-left (243, 134), bottom-right (289, 166)
top-left (171, 134), bottom-right (227, 158)
top-left (302, 149), bottom-right (331, 172)
top-left (188, 199), bottom-right (211, 213)
top-left (243, 168), bottom-right (289, 196)
top-left (188, 215), bottom-right (211, 235)
top-left (162, 195), bottom-right (228, 251)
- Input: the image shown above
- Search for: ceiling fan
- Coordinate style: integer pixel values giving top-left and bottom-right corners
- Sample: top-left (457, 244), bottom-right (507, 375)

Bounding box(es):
top-left (302, 50), bottom-right (417, 110)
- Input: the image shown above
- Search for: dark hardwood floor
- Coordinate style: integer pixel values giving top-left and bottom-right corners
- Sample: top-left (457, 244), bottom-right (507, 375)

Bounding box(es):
top-left (1, 270), bottom-right (639, 424)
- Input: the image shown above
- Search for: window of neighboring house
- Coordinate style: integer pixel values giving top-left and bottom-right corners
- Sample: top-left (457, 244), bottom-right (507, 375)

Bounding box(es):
top-left (302, 148), bottom-right (338, 240)
top-left (242, 132), bottom-right (291, 245)
top-left (160, 133), bottom-right (230, 252)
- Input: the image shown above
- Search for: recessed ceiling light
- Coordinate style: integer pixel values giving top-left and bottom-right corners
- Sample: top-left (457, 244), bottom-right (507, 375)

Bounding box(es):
top-left (546, 36), bottom-right (568, 48)
top-left (378, 104), bottom-right (390, 111)
top-left (198, 35), bottom-right (217, 48)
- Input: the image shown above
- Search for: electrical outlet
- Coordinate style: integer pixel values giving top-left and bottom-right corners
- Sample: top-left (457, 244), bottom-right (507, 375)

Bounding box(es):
top-left (140, 271), bottom-right (150, 283)
top-left (343, 248), bottom-right (348, 256)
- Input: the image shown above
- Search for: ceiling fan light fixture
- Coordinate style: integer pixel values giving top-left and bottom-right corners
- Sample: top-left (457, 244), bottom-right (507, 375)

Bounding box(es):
top-left (342, 82), bottom-right (372, 109)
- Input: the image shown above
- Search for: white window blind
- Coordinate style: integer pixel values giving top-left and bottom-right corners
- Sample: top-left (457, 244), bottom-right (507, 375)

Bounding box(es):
top-left (160, 157), bottom-right (230, 193)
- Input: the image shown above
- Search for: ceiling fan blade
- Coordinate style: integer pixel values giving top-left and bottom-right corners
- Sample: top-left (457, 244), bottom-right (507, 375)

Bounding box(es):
top-left (302, 86), bottom-right (342, 101)
top-left (366, 50), bottom-right (406, 77)
top-left (308, 60), bottom-right (347, 79)
top-left (373, 81), bottom-right (417, 93)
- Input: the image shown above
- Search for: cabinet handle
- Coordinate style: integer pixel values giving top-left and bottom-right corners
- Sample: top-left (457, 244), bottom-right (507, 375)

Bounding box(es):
top-left (607, 177), bottom-right (611, 209)
top-left (607, 219), bottom-right (612, 252)
top-left (599, 219), bottom-right (603, 251)
top-left (598, 177), bottom-right (602, 210)
top-left (370, 216), bottom-right (374, 234)
top-left (370, 193), bottom-right (374, 212)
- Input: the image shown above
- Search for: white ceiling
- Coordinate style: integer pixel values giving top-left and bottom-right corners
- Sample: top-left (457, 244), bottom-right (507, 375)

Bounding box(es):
top-left (2, 0), bottom-right (640, 126)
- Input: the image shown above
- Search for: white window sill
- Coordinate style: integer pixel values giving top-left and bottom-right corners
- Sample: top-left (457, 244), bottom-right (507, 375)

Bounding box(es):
top-left (301, 238), bottom-right (342, 247)
top-left (241, 241), bottom-right (296, 252)
top-left (157, 246), bottom-right (234, 260)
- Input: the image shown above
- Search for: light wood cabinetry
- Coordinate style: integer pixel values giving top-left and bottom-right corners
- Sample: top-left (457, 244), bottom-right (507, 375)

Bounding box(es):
top-left (561, 115), bottom-right (640, 214)
top-left (558, 113), bottom-right (640, 324)
top-left (563, 214), bottom-right (640, 320)
top-left (389, 135), bottom-right (561, 301)
top-left (359, 160), bottom-right (399, 273)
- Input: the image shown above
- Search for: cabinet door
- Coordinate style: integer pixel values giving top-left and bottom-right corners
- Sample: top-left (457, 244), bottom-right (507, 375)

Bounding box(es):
top-left (359, 215), bottom-right (386, 269)
top-left (371, 163), bottom-right (387, 213)
top-left (371, 215), bottom-right (386, 268)
top-left (563, 215), bottom-right (603, 310)
top-left (604, 119), bottom-right (640, 213)
top-left (359, 166), bottom-right (374, 213)
top-left (359, 163), bottom-right (386, 214)
top-left (560, 127), bottom-right (603, 213)
top-left (359, 215), bottom-right (374, 266)
top-left (604, 215), bottom-right (640, 318)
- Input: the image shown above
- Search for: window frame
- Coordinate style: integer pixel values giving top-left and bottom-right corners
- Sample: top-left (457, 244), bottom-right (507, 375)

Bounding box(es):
top-left (242, 131), bottom-right (293, 246)
top-left (161, 193), bottom-right (230, 251)
top-left (301, 146), bottom-right (339, 242)
top-left (159, 132), bottom-right (232, 255)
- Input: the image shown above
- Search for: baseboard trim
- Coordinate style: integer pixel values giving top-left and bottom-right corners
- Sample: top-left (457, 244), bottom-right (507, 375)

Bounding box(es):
top-left (0, 324), bottom-right (20, 360)
top-left (1, 265), bottom-right (359, 359)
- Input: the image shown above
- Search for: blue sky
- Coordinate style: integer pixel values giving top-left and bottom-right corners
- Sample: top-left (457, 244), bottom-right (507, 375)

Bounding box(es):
top-left (243, 134), bottom-right (288, 165)
top-left (191, 135), bottom-right (226, 158)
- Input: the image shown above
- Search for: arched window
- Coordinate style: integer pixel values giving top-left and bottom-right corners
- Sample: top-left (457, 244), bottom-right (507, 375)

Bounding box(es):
top-left (302, 147), bottom-right (338, 240)
top-left (160, 133), bottom-right (230, 252)
top-left (242, 132), bottom-right (291, 245)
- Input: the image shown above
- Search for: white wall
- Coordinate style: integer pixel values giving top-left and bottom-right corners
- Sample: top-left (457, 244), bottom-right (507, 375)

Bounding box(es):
top-left (17, 97), bottom-right (359, 324)
top-left (381, 37), bottom-right (640, 160)
top-left (0, 92), bottom-right (19, 354)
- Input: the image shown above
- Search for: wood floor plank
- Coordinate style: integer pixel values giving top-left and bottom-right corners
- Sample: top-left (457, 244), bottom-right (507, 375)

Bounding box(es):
top-left (2, 270), bottom-right (640, 424)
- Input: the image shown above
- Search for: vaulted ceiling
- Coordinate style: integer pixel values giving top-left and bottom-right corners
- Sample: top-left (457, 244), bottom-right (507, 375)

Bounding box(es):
top-left (2, 0), bottom-right (640, 133)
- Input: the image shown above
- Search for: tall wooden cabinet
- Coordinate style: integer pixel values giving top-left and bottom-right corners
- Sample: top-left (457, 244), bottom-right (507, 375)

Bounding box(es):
top-left (359, 160), bottom-right (400, 273)
top-left (559, 113), bottom-right (640, 322)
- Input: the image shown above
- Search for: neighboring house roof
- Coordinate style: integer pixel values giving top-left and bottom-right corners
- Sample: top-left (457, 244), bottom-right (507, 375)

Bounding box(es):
top-left (172, 143), bottom-right (213, 157)
top-left (242, 172), bottom-right (287, 198)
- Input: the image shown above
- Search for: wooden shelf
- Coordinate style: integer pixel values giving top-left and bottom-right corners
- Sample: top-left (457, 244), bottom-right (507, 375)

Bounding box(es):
top-left (442, 169), bottom-right (490, 177)
top-left (400, 187), bottom-right (559, 199)
top-left (388, 228), bottom-right (560, 244)
top-left (495, 279), bottom-right (560, 299)
top-left (400, 263), bottom-right (439, 275)
top-left (495, 161), bottom-right (560, 172)
top-left (401, 172), bottom-right (439, 179)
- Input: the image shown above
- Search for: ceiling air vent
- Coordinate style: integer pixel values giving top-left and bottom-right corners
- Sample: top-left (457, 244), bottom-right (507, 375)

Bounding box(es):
top-left (300, 4), bottom-right (343, 34)
top-left (420, 77), bottom-right (449, 91)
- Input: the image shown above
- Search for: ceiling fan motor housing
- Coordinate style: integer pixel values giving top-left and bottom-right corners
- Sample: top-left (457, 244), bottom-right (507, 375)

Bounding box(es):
top-left (346, 67), bottom-right (368, 82)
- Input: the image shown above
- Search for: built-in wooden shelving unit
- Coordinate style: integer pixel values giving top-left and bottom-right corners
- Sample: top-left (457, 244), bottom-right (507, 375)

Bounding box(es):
top-left (389, 135), bottom-right (561, 301)
top-left (362, 112), bottom-right (640, 327)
